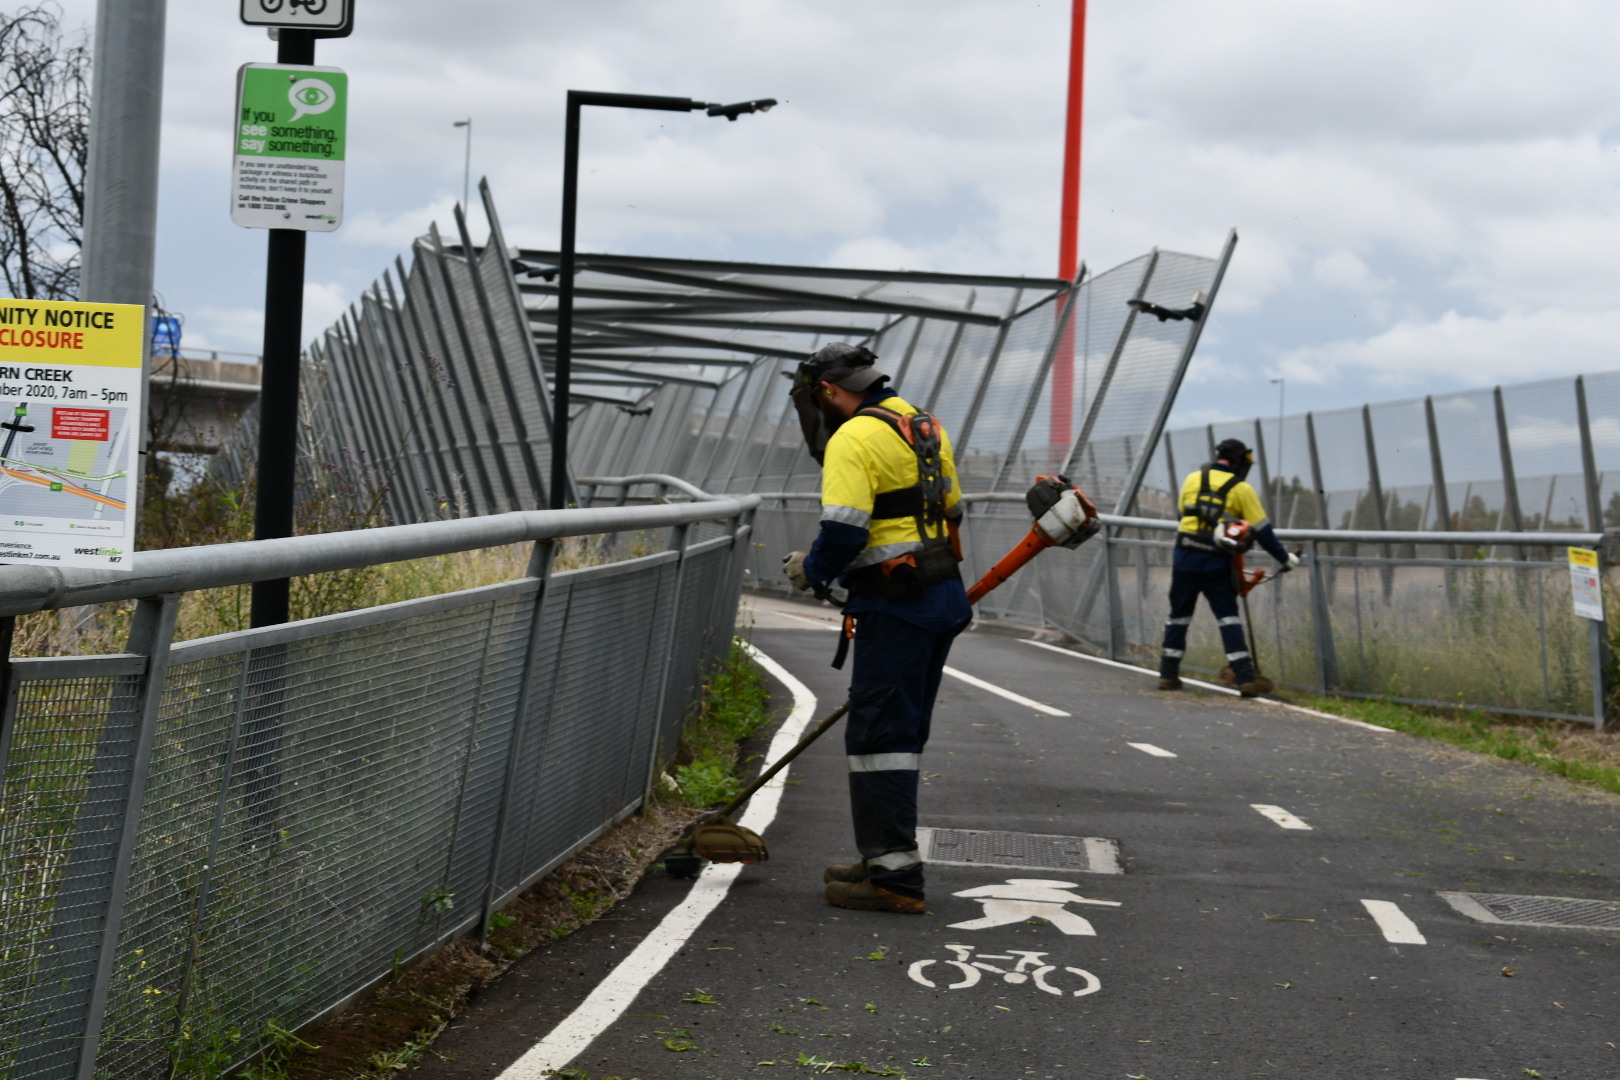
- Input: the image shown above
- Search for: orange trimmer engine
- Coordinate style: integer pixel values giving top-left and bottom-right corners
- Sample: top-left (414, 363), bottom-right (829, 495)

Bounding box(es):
top-left (966, 475), bottom-right (1101, 605)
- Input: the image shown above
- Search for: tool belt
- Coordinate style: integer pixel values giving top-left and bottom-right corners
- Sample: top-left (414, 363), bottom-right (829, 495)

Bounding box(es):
top-left (843, 539), bottom-right (962, 603)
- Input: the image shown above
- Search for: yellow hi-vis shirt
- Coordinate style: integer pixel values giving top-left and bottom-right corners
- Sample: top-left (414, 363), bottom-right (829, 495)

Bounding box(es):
top-left (819, 394), bottom-right (963, 570)
top-left (1177, 467), bottom-right (1271, 535)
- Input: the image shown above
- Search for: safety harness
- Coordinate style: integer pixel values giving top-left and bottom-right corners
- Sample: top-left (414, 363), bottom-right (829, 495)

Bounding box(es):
top-left (1175, 466), bottom-right (1242, 554)
top-left (831, 404), bottom-right (962, 668)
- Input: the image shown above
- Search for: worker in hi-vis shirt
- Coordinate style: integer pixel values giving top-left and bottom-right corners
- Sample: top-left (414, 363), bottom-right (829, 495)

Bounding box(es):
top-left (1160, 437), bottom-right (1298, 697)
top-left (781, 342), bottom-right (969, 915)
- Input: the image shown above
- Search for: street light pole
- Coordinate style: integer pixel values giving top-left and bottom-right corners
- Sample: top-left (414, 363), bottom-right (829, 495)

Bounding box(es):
top-left (454, 118), bottom-right (471, 208)
top-left (1271, 376), bottom-right (1285, 500)
top-left (551, 91), bottom-right (775, 509)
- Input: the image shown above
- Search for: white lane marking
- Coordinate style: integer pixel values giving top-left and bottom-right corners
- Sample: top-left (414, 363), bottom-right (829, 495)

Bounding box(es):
top-left (1127, 742), bottom-right (1177, 757)
top-left (942, 665), bottom-right (1071, 716)
top-left (1361, 899), bottom-right (1427, 944)
top-left (1250, 804), bottom-right (1313, 830)
top-left (768, 609), bottom-right (840, 630)
top-left (1017, 638), bottom-right (1394, 731)
top-left (497, 642), bottom-right (816, 1079)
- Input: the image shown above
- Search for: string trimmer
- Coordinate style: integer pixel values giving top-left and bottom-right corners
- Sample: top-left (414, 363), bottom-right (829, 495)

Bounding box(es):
top-left (662, 476), bottom-right (1099, 877)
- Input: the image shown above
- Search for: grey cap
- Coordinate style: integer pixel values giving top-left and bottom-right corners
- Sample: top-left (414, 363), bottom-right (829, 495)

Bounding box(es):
top-left (808, 341), bottom-right (888, 392)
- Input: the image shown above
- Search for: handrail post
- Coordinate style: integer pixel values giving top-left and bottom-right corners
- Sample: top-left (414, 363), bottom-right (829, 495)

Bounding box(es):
top-left (643, 522), bottom-right (693, 806)
top-left (75, 593), bottom-right (181, 1080)
top-left (479, 539), bottom-right (556, 946)
top-left (1307, 541), bottom-right (1337, 693)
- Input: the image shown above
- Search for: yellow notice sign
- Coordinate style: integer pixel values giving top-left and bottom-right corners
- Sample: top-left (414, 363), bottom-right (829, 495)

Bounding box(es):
top-left (1568, 546), bottom-right (1603, 621)
top-left (0, 298), bottom-right (144, 571)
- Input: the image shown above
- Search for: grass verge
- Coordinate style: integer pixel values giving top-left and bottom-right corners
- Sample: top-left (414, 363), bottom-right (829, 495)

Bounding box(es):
top-left (1280, 691), bottom-right (1620, 797)
top-left (263, 637), bottom-right (772, 1080)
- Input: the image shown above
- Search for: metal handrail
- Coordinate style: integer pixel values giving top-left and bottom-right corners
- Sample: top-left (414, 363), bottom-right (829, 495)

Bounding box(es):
top-left (0, 497), bottom-right (758, 617)
top-left (1099, 514), bottom-right (1603, 548)
top-left (586, 480), bottom-right (1605, 549)
top-left (579, 473), bottom-right (729, 502)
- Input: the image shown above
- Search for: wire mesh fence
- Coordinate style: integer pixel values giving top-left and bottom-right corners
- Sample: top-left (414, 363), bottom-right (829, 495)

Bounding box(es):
top-left (0, 498), bottom-right (753, 1080)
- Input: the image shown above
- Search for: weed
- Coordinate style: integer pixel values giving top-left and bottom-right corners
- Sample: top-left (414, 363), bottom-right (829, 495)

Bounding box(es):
top-left (657, 637), bottom-right (774, 808)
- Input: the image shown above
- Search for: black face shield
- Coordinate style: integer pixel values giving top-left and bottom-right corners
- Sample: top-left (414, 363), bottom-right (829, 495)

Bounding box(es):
top-left (789, 343), bottom-right (886, 465)
top-left (1214, 437), bottom-right (1254, 482)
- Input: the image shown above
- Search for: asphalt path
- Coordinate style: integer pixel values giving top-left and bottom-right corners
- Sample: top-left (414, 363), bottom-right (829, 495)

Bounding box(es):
top-left (415, 606), bottom-right (1620, 1080)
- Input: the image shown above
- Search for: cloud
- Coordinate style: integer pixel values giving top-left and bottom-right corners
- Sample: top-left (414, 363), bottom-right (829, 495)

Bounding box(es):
top-left (34, 0), bottom-right (1619, 430)
top-left (1274, 307), bottom-right (1620, 389)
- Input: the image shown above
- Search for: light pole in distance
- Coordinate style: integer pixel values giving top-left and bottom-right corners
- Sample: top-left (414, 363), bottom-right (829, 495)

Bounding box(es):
top-left (454, 118), bottom-right (471, 208)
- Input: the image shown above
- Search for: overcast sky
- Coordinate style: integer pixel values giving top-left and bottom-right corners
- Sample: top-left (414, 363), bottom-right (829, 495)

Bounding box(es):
top-left (52, 0), bottom-right (1620, 427)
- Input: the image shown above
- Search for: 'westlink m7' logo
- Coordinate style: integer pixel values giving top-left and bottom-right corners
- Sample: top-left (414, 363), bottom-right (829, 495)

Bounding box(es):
top-left (73, 546), bottom-right (123, 557)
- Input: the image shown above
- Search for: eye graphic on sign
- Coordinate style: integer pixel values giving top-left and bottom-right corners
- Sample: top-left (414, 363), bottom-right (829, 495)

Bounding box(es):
top-left (287, 78), bottom-right (336, 121)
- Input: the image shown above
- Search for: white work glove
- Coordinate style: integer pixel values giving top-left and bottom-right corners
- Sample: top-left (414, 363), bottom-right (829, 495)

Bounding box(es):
top-left (1283, 551), bottom-right (1302, 572)
top-left (783, 550), bottom-right (811, 591)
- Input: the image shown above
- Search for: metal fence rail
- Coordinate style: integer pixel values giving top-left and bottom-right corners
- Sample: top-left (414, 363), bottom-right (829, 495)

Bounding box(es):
top-left (0, 494), bottom-right (756, 1079)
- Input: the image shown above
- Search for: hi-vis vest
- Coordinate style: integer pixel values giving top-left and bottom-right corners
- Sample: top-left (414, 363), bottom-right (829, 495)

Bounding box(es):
top-left (1175, 466), bottom-right (1269, 553)
top-left (818, 394), bottom-right (963, 569)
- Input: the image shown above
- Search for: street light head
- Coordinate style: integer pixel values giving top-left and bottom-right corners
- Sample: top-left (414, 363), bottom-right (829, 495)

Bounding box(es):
top-left (454, 119), bottom-right (470, 127)
top-left (705, 97), bottom-right (778, 121)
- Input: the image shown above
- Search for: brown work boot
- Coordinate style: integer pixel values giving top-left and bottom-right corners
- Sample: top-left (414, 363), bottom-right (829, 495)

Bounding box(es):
top-left (1219, 665), bottom-right (1236, 685)
top-left (1238, 677), bottom-right (1275, 698)
top-left (823, 861), bottom-right (868, 884)
top-left (1158, 677), bottom-right (1183, 691)
top-left (825, 879), bottom-right (924, 914)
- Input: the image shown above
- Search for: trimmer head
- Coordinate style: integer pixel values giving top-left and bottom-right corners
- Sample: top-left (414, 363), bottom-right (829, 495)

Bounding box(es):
top-left (692, 814), bottom-right (769, 864)
top-left (661, 815), bottom-right (770, 878)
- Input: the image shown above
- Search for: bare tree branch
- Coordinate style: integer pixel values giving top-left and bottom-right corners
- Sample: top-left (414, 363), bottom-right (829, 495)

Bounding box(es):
top-left (0, 2), bottom-right (89, 300)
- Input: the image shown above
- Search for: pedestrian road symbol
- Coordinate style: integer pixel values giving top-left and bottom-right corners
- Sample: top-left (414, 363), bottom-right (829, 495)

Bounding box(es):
top-left (949, 878), bottom-right (1121, 935)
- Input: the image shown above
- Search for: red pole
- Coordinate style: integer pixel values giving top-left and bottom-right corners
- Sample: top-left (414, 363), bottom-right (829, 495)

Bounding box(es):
top-left (1049, 0), bottom-right (1086, 461)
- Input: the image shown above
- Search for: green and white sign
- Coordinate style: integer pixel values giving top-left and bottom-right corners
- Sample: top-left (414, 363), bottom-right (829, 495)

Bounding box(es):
top-left (231, 63), bottom-right (347, 231)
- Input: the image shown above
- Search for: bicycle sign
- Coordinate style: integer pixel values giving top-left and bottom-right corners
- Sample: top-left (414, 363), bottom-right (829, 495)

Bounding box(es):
top-left (908, 944), bottom-right (1101, 998)
top-left (240, 0), bottom-right (351, 32)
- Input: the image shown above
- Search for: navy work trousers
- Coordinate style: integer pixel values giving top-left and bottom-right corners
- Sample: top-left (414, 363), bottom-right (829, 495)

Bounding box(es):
top-left (1159, 566), bottom-right (1256, 684)
top-left (845, 610), bottom-right (965, 900)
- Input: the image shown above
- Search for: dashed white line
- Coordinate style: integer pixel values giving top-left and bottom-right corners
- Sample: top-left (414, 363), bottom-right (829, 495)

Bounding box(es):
top-left (765, 609), bottom-right (840, 629)
top-left (943, 666), bottom-right (1071, 716)
top-left (1127, 742), bottom-right (1177, 758)
top-left (496, 643), bottom-right (817, 1078)
top-left (1361, 899), bottom-right (1427, 944)
top-left (1250, 804), bottom-right (1313, 830)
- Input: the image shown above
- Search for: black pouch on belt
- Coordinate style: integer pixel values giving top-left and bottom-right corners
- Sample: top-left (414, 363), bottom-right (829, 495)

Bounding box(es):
top-left (844, 540), bottom-right (961, 604)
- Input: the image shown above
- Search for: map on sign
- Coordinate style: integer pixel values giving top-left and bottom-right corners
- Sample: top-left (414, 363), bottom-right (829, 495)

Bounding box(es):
top-left (231, 63), bottom-right (347, 231)
top-left (0, 298), bottom-right (143, 570)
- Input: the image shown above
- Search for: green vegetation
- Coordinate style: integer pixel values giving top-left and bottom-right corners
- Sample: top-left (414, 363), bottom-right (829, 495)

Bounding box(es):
top-left (1288, 692), bottom-right (1620, 797)
top-left (664, 637), bottom-right (775, 807)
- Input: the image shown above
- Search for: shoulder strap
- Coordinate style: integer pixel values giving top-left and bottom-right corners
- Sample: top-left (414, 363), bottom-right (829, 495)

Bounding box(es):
top-left (852, 405), bottom-right (947, 540)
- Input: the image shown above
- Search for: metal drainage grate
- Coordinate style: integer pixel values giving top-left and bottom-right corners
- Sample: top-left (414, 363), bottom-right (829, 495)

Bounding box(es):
top-left (1440, 891), bottom-right (1620, 931)
top-left (917, 827), bottom-right (1122, 875)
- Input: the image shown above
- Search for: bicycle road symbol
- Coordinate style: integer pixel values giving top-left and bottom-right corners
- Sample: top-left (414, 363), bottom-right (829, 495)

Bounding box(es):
top-left (907, 944), bottom-right (1101, 998)
top-left (259, 0), bottom-right (329, 14)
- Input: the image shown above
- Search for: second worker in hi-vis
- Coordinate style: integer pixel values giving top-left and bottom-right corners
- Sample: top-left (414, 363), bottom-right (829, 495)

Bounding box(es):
top-left (781, 342), bottom-right (970, 915)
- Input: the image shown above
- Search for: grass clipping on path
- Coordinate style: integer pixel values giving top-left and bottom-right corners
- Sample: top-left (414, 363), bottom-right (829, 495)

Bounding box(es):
top-left (1288, 692), bottom-right (1620, 796)
top-left (273, 638), bottom-right (770, 1080)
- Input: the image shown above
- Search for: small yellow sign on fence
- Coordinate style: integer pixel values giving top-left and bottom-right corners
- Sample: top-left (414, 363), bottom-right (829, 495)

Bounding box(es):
top-left (1568, 546), bottom-right (1603, 622)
